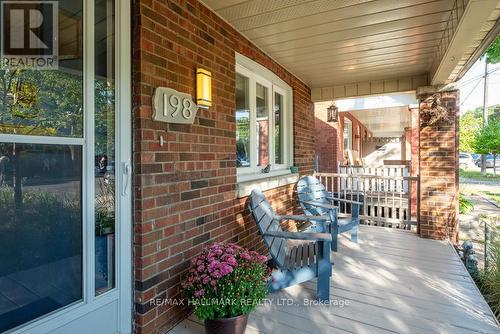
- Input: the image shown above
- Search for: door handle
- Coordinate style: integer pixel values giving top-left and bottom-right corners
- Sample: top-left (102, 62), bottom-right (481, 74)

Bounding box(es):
top-left (122, 162), bottom-right (132, 196)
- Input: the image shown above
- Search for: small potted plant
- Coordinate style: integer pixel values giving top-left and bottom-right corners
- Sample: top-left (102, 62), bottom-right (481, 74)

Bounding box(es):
top-left (182, 243), bottom-right (270, 334)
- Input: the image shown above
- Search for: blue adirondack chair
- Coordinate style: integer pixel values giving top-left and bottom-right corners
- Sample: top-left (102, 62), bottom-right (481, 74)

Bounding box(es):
top-left (248, 189), bottom-right (333, 301)
top-left (297, 175), bottom-right (361, 251)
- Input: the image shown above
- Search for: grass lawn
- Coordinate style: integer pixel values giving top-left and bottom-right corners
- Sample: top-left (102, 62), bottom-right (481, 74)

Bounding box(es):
top-left (460, 169), bottom-right (500, 182)
top-left (480, 191), bottom-right (500, 205)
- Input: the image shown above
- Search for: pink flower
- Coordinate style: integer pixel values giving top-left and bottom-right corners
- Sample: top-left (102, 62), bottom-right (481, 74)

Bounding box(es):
top-left (240, 252), bottom-right (251, 261)
top-left (208, 260), bottom-right (220, 273)
top-left (225, 255), bottom-right (237, 267)
top-left (220, 264), bottom-right (233, 276)
top-left (194, 289), bottom-right (205, 297)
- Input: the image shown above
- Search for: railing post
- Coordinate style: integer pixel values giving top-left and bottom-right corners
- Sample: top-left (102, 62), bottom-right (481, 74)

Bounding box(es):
top-left (407, 177), bottom-right (412, 230)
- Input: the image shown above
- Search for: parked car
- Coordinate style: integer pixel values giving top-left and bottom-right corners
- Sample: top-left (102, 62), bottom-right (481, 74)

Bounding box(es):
top-left (484, 155), bottom-right (499, 168)
top-left (459, 153), bottom-right (476, 169)
top-left (476, 154), bottom-right (500, 168)
top-left (471, 153), bottom-right (481, 166)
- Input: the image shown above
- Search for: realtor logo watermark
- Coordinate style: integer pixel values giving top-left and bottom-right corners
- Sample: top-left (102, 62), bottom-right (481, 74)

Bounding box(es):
top-left (1, 1), bottom-right (58, 70)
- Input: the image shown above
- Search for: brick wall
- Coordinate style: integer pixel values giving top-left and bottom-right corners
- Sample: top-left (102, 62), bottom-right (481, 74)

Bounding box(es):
top-left (314, 105), bottom-right (369, 172)
top-left (418, 90), bottom-right (459, 242)
top-left (132, 0), bottom-right (314, 333)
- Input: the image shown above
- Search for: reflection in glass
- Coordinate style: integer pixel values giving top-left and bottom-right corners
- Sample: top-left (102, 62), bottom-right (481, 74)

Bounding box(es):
top-left (236, 73), bottom-right (250, 168)
top-left (0, 143), bottom-right (82, 333)
top-left (0, 1), bottom-right (84, 138)
top-left (95, 0), bottom-right (116, 295)
top-left (256, 83), bottom-right (269, 167)
top-left (274, 92), bottom-right (283, 165)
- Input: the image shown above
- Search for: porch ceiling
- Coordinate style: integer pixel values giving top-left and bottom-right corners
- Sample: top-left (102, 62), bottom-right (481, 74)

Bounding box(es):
top-left (203, 0), bottom-right (500, 96)
top-left (347, 107), bottom-right (412, 137)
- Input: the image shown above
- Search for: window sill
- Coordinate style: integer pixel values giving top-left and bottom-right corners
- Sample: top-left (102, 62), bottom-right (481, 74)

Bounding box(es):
top-left (236, 170), bottom-right (299, 198)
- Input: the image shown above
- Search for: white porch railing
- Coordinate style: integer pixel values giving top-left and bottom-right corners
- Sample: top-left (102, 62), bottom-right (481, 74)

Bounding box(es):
top-left (314, 166), bottom-right (419, 230)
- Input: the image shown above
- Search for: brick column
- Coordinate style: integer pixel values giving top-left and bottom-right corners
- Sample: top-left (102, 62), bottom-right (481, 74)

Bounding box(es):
top-left (417, 87), bottom-right (459, 242)
top-left (409, 107), bottom-right (419, 217)
top-left (314, 105), bottom-right (340, 173)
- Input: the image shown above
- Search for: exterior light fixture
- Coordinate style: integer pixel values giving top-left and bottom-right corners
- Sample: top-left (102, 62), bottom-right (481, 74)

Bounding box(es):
top-left (327, 103), bottom-right (338, 122)
top-left (196, 68), bottom-right (212, 108)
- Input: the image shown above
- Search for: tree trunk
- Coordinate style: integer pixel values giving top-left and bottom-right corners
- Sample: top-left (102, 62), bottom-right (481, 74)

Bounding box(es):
top-left (13, 143), bottom-right (23, 216)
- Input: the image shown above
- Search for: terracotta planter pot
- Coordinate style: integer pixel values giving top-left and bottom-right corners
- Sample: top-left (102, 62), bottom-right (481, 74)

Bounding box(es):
top-left (205, 314), bottom-right (248, 334)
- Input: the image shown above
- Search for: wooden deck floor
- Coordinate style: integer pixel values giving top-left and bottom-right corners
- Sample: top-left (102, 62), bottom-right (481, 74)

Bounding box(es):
top-left (171, 225), bottom-right (499, 334)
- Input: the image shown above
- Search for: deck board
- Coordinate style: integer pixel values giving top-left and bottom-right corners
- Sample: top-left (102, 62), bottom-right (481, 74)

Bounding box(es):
top-left (171, 225), bottom-right (498, 334)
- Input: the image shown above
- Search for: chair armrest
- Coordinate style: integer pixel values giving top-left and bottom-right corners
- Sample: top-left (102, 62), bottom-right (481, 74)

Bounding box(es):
top-left (263, 230), bottom-right (332, 241)
top-left (276, 214), bottom-right (329, 222)
top-left (326, 194), bottom-right (363, 206)
top-left (301, 200), bottom-right (338, 211)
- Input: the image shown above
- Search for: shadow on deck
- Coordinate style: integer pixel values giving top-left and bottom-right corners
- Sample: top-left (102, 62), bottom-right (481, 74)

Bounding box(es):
top-left (171, 225), bottom-right (498, 334)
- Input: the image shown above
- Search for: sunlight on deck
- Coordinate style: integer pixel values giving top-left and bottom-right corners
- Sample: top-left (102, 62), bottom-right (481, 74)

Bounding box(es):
top-left (171, 225), bottom-right (498, 334)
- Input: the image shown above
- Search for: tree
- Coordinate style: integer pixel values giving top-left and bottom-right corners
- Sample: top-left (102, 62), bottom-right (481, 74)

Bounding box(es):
top-left (460, 111), bottom-right (482, 152)
top-left (485, 35), bottom-right (500, 64)
top-left (473, 119), bottom-right (500, 174)
top-left (0, 68), bottom-right (114, 214)
top-left (459, 107), bottom-right (499, 153)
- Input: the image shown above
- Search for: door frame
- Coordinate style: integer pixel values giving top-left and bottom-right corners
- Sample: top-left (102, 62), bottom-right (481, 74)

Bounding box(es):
top-left (4, 0), bottom-right (132, 333)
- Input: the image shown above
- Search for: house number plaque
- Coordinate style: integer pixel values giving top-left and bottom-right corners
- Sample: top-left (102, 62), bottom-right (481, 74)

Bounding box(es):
top-left (153, 87), bottom-right (198, 124)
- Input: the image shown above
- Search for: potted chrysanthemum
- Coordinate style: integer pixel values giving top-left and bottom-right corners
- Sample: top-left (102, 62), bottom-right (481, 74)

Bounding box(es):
top-left (182, 243), bottom-right (270, 334)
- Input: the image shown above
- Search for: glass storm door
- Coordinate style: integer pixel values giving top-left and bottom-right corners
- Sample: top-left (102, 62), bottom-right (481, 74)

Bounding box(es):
top-left (0, 1), bottom-right (131, 333)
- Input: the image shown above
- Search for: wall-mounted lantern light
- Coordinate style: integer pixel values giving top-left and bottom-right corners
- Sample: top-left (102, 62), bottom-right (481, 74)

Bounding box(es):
top-left (327, 103), bottom-right (338, 122)
top-left (196, 68), bottom-right (212, 109)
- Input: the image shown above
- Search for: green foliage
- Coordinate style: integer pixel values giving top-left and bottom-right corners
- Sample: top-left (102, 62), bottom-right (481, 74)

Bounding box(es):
top-left (460, 169), bottom-right (500, 181)
top-left (0, 69), bottom-right (115, 150)
top-left (460, 111), bottom-right (482, 152)
top-left (0, 69), bottom-right (84, 137)
top-left (236, 117), bottom-right (249, 140)
top-left (459, 193), bottom-right (474, 214)
top-left (486, 35), bottom-right (500, 64)
top-left (481, 191), bottom-right (500, 205)
top-left (182, 243), bottom-right (270, 321)
top-left (459, 106), bottom-right (499, 153)
top-left (476, 222), bottom-right (500, 319)
top-left (472, 119), bottom-right (500, 155)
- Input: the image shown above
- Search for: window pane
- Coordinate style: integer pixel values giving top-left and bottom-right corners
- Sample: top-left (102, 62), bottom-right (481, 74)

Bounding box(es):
top-left (0, 2), bottom-right (84, 138)
top-left (236, 73), bottom-right (250, 168)
top-left (343, 119), bottom-right (352, 151)
top-left (95, 0), bottom-right (116, 295)
top-left (274, 92), bottom-right (283, 165)
top-left (256, 83), bottom-right (269, 167)
top-left (0, 143), bottom-right (82, 333)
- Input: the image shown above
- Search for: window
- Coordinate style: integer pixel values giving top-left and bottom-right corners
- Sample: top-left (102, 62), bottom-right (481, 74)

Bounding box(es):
top-left (343, 118), bottom-right (352, 151)
top-left (235, 54), bottom-right (292, 179)
top-left (357, 125), bottom-right (361, 153)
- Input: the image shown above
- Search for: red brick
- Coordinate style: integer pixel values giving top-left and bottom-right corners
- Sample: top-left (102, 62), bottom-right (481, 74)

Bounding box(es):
top-left (132, 1), bottom-right (315, 332)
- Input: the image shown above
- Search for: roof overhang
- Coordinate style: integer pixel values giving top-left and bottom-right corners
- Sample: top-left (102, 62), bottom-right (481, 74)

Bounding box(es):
top-left (203, 0), bottom-right (500, 99)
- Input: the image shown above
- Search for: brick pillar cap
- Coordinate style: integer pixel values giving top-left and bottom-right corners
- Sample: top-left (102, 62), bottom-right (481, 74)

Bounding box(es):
top-left (416, 83), bottom-right (458, 97)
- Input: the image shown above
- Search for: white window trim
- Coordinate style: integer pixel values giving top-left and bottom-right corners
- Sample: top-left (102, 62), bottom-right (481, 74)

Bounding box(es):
top-left (235, 53), bottom-right (293, 183)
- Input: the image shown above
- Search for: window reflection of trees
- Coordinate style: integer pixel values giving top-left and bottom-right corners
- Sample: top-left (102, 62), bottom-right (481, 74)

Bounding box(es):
top-left (0, 69), bottom-right (84, 137)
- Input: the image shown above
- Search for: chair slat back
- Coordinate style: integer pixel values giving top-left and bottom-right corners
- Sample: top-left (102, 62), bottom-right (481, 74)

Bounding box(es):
top-left (249, 189), bottom-right (288, 267)
top-left (297, 176), bottom-right (330, 216)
